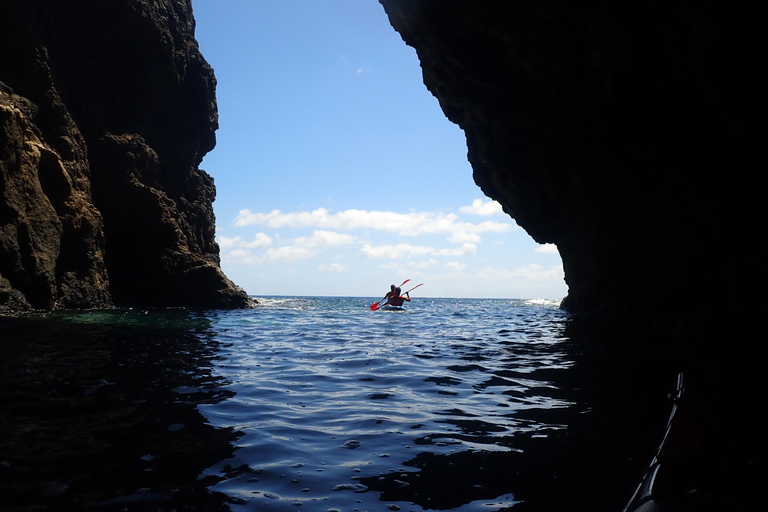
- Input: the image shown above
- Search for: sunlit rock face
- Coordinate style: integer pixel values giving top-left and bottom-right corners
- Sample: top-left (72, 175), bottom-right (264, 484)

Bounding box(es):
top-left (1, 0), bottom-right (251, 311)
top-left (378, 0), bottom-right (754, 335)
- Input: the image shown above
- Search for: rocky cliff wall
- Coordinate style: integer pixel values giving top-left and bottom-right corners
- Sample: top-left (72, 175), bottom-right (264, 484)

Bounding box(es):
top-left (379, 0), bottom-right (757, 337)
top-left (1, 0), bottom-right (251, 311)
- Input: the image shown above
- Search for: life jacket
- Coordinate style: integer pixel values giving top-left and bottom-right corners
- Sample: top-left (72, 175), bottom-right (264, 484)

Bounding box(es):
top-left (388, 295), bottom-right (406, 307)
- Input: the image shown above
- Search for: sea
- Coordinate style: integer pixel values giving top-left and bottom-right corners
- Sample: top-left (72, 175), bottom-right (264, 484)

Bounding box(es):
top-left (0, 296), bottom-right (682, 512)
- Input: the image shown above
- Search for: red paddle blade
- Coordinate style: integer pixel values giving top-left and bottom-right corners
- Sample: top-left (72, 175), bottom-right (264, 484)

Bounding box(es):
top-left (370, 302), bottom-right (379, 311)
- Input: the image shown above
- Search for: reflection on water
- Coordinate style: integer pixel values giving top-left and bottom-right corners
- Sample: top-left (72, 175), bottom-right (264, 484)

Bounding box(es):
top-left (0, 310), bottom-right (240, 511)
top-left (0, 299), bottom-right (689, 511)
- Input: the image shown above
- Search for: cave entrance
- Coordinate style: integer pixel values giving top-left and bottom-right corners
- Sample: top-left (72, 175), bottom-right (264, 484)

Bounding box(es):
top-left (193, 1), bottom-right (565, 299)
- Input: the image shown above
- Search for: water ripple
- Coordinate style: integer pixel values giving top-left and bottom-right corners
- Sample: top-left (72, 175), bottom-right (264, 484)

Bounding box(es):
top-left (3, 297), bottom-right (676, 512)
top-left (199, 298), bottom-right (572, 511)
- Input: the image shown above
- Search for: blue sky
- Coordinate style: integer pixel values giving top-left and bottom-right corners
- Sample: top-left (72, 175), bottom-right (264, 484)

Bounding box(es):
top-left (193, 1), bottom-right (566, 299)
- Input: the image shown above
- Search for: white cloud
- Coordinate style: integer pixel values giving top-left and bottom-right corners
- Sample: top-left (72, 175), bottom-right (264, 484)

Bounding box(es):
top-left (233, 207), bottom-right (514, 238)
top-left (294, 230), bottom-right (356, 249)
top-left (360, 242), bottom-right (476, 259)
top-left (218, 236), bottom-right (242, 249)
top-left (223, 230), bottom-right (354, 265)
top-left (448, 231), bottom-right (482, 244)
top-left (459, 199), bottom-right (504, 216)
top-left (476, 264), bottom-right (564, 281)
top-left (243, 233), bottom-right (273, 249)
top-left (535, 243), bottom-right (559, 254)
top-left (360, 243), bottom-right (432, 259)
top-left (407, 259), bottom-right (438, 269)
top-left (259, 245), bottom-right (317, 262)
top-left (437, 243), bottom-right (477, 256)
top-left (218, 233), bottom-right (272, 249)
top-left (229, 249), bottom-right (251, 259)
top-left (446, 261), bottom-right (466, 271)
top-left (225, 205), bottom-right (517, 270)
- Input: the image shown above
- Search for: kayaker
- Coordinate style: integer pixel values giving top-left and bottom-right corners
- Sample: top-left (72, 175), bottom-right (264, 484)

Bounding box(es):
top-left (370, 284), bottom-right (400, 311)
top-left (385, 287), bottom-right (411, 307)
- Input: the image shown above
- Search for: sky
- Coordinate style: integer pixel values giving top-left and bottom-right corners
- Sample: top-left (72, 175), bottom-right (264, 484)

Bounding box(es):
top-left (192, 1), bottom-right (567, 300)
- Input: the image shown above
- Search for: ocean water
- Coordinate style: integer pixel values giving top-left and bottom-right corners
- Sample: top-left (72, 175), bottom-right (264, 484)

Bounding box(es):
top-left (0, 297), bottom-right (679, 512)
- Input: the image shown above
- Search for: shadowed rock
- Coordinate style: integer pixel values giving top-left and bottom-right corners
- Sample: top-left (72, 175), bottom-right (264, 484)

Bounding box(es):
top-left (378, 0), bottom-right (756, 337)
top-left (1, 0), bottom-right (252, 311)
top-left (376, 4), bottom-right (759, 508)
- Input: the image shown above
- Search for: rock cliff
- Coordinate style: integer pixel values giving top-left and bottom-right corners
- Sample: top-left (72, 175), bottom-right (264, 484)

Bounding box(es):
top-left (1, 0), bottom-right (251, 311)
top-left (378, 0), bottom-right (756, 337)
top-left (376, 5), bottom-right (759, 507)
top-left (1, 0), bottom-right (756, 324)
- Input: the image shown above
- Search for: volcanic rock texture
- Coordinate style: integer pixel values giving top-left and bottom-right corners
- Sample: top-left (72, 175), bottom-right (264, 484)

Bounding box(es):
top-left (379, 0), bottom-right (756, 336)
top-left (1, 0), bottom-right (251, 311)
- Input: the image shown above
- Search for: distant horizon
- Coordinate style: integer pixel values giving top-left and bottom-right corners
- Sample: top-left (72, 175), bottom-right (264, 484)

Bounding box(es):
top-left (194, 1), bottom-right (567, 300)
top-left (246, 293), bottom-right (565, 302)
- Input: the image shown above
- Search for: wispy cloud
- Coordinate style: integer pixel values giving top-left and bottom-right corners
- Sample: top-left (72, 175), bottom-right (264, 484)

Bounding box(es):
top-left (535, 243), bottom-right (559, 253)
top-left (448, 231), bottom-right (482, 244)
top-left (221, 230), bottom-right (355, 264)
top-left (458, 198), bottom-right (504, 216)
top-left (339, 54), bottom-right (367, 75)
top-left (293, 230), bottom-right (356, 249)
top-left (259, 245), bottom-right (317, 262)
top-left (216, 200), bottom-right (564, 298)
top-left (234, 203), bottom-right (514, 239)
top-left (219, 233), bottom-right (272, 250)
top-left (475, 264), bottom-right (564, 281)
top-left (360, 242), bottom-right (477, 259)
top-left (222, 200), bottom-right (518, 266)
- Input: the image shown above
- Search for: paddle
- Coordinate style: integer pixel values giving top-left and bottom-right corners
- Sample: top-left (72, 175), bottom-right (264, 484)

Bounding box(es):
top-left (370, 279), bottom-right (410, 311)
top-left (402, 283), bottom-right (423, 294)
top-left (378, 283), bottom-right (424, 309)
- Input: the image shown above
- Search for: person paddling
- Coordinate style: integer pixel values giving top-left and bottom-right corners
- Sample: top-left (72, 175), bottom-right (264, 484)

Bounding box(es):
top-left (374, 285), bottom-right (396, 308)
top-left (383, 287), bottom-right (411, 307)
top-left (370, 279), bottom-right (413, 310)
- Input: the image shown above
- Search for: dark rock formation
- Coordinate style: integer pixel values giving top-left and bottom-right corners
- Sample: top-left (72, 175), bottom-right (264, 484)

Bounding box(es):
top-left (378, 0), bottom-right (756, 337)
top-left (378, 3), bottom-right (759, 508)
top-left (1, 0), bottom-right (251, 311)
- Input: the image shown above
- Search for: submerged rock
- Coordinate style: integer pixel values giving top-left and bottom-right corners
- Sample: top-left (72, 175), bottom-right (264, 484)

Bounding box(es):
top-left (0, 0), bottom-right (251, 311)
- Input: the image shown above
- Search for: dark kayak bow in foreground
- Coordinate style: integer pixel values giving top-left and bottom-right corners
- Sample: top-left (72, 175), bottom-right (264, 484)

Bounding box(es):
top-left (622, 370), bottom-right (752, 511)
